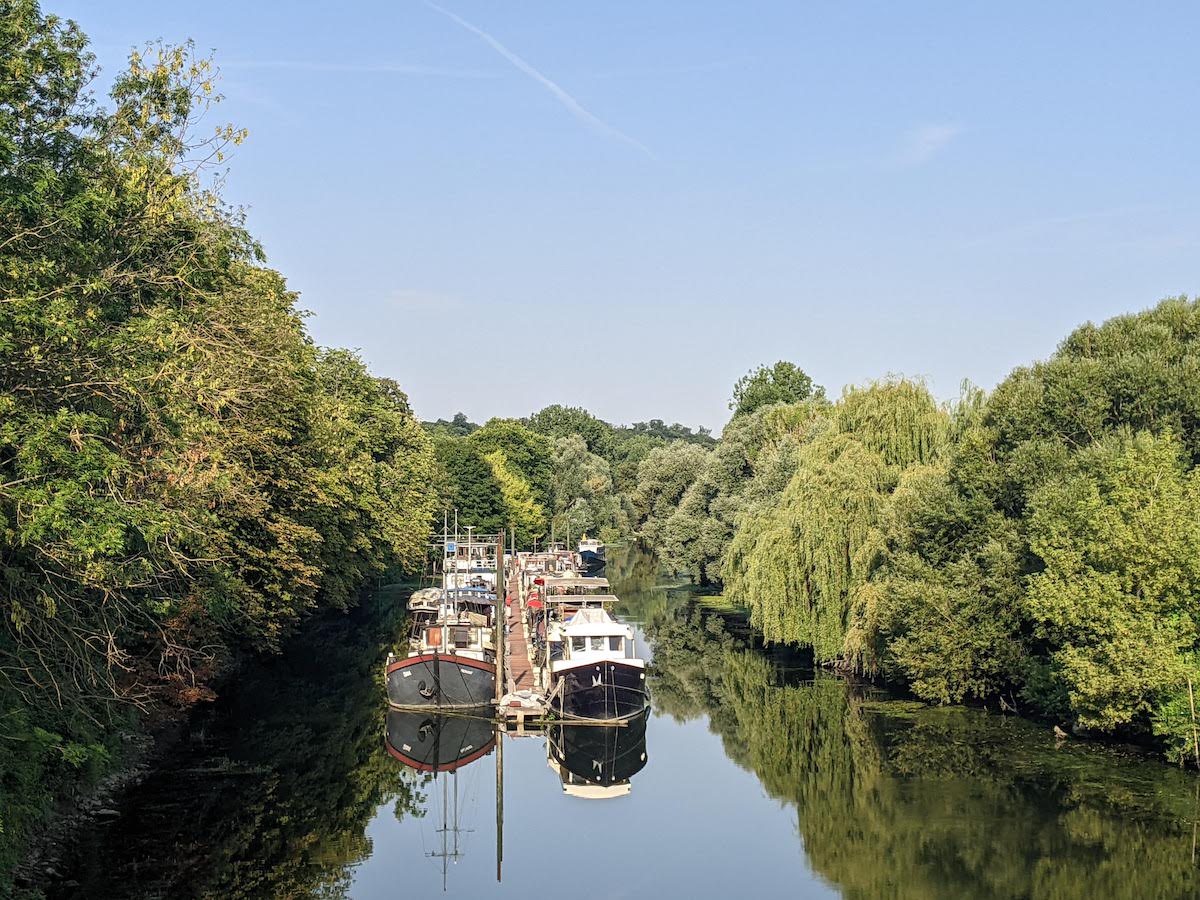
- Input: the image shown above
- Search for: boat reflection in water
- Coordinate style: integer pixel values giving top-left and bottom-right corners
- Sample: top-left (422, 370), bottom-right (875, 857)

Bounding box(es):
top-left (548, 710), bottom-right (649, 799)
top-left (385, 709), bottom-right (500, 889)
top-left (385, 709), bottom-right (497, 773)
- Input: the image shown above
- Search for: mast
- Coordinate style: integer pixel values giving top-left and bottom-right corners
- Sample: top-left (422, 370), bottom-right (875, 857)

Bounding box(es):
top-left (496, 529), bottom-right (505, 707)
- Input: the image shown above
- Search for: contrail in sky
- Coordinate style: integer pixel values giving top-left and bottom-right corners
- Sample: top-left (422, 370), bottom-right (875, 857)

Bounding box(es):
top-left (422, 0), bottom-right (654, 157)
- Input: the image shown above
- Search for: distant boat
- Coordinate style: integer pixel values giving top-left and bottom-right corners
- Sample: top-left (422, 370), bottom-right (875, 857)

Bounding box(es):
top-left (578, 535), bottom-right (605, 576)
top-left (548, 710), bottom-right (648, 799)
top-left (546, 605), bottom-right (648, 721)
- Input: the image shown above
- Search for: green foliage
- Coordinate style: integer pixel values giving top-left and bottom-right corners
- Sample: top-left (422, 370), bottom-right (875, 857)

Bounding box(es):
top-left (468, 418), bottom-right (553, 508)
top-left (857, 299), bottom-right (1200, 759)
top-left (483, 449), bottom-right (547, 546)
top-left (724, 380), bottom-right (948, 660)
top-left (525, 404), bottom-right (614, 456)
top-left (1025, 431), bottom-right (1200, 735)
top-left (422, 411), bottom-right (478, 436)
top-left (632, 442), bottom-right (710, 545)
top-left (730, 360), bottom-right (824, 418)
top-left (848, 462), bottom-right (1026, 703)
top-left (0, 5), bottom-right (437, 884)
top-left (429, 434), bottom-right (507, 531)
top-left (659, 398), bottom-right (830, 584)
top-left (549, 435), bottom-right (626, 539)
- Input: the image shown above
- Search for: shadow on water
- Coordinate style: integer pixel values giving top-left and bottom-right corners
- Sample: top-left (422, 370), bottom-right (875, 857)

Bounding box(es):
top-left (43, 585), bottom-right (427, 900)
top-left (39, 552), bottom-right (1200, 898)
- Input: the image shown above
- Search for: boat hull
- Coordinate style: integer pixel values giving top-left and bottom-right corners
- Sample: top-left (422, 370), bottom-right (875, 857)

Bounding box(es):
top-left (579, 549), bottom-right (606, 575)
top-left (551, 659), bottom-right (648, 721)
top-left (386, 653), bottom-right (496, 709)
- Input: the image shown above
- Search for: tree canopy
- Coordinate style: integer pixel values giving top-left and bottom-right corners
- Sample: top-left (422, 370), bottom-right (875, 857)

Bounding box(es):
top-left (0, 6), bottom-right (437, 881)
top-left (730, 361), bottom-right (824, 418)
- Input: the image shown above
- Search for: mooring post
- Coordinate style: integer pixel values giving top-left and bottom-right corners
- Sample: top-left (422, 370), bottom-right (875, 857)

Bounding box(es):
top-left (496, 528), bottom-right (506, 706)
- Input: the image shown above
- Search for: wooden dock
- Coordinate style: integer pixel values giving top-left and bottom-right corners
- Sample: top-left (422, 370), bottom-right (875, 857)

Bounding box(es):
top-left (498, 569), bottom-right (546, 732)
top-left (505, 590), bottom-right (535, 693)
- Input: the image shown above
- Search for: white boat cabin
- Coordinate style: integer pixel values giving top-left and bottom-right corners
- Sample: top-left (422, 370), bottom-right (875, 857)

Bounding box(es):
top-left (547, 608), bottom-right (640, 671)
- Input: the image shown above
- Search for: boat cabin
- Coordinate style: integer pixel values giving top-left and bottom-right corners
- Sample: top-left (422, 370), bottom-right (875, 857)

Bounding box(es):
top-left (413, 611), bottom-right (495, 661)
top-left (547, 607), bottom-right (636, 668)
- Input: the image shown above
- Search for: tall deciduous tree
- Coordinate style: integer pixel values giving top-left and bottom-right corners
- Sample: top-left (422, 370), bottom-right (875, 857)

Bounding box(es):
top-left (730, 361), bottom-right (824, 418)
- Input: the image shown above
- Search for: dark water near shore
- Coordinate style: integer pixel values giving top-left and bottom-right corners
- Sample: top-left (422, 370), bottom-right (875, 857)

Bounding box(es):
top-left (40, 549), bottom-right (1200, 899)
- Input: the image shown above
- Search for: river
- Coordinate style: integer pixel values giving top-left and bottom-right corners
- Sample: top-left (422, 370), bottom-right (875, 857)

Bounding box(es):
top-left (40, 549), bottom-right (1200, 899)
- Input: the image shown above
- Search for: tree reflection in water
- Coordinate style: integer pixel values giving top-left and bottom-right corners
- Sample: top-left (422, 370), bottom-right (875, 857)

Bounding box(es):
top-left (46, 586), bottom-right (425, 900)
top-left (645, 595), bottom-right (1200, 900)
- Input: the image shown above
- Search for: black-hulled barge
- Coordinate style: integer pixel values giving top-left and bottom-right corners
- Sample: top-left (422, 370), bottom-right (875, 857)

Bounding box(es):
top-left (385, 530), bottom-right (500, 710)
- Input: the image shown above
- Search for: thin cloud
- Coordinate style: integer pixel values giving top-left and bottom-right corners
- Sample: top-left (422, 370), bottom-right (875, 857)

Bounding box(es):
top-left (896, 123), bottom-right (963, 167)
top-left (422, 0), bottom-right (653, 158)
top-left (223, 59), bottom-right (496, 79)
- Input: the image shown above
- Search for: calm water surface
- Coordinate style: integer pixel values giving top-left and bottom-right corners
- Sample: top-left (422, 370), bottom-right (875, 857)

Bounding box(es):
top-left (45, 550), bottom-right (1200, 899)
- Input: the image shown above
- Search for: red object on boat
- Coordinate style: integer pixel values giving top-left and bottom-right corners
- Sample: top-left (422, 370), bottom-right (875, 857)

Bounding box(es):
top-left (534, 577), bottom-right (545, 586)
top-left (528, 598), bottom-right (543, 609)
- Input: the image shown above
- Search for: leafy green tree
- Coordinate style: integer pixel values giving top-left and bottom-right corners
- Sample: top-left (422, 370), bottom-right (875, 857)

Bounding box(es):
top-left (724, 381), bottom-right (948, 660)
top-left (526, 404), bottom-right (614, 457)
top-left (423, 411), bottom-right (478, 436)
top-left (468, 418), bottom-right (553, 508)
top-left (1025, 431), bottom-right (1200, 742)
top-left (661, 399), bottom-right (828, 584)
top-left (730, 361), bottom-right (824, 418)
top-left (0, 8), bottom-right (438, 882)
top-left (483, 449), bottom-right (547, 546)
top-left (429, 435), bottom-right (507, 532)
top-left (847, 461), bottom-right (1026, 703)
top-left (632, 443), bottom-right (710, 545)
top-left (549, 435), bottom-right (626, 540)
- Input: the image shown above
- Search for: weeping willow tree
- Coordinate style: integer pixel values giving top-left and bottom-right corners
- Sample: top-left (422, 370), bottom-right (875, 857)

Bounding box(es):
top-left (723, 380), bottom-right (949, 661)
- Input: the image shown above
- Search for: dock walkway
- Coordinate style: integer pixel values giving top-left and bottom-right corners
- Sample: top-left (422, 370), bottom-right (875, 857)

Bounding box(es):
top-left (499, 569), bottom-right (546, 731)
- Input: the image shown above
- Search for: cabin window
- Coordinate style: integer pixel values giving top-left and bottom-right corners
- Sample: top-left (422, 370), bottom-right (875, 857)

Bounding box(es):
top-left (609, 636), bottom-right (623, 652)
top-left (572, 637), bottom-right (587, 652)
top-left (590, 636), bottom-right (606, 651)
top-left (452, 627), bottom-right (473, 648)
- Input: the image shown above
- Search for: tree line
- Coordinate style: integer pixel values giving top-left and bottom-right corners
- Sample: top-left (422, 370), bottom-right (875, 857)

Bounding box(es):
top-left (632, 305), bottom-right (1200, 764)
top-left (422, 406), bottom-right (713, 547)
top-left (0, 3), bottom-right (439, 884)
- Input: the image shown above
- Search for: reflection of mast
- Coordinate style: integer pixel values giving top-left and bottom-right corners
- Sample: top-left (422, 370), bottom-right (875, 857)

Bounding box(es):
top-left (426, 725), bottom-right (472, 892)
top-left (495, 725), bottom-right (504, 882)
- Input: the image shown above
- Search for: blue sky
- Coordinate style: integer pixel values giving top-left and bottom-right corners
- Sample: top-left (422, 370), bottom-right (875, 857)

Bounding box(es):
top-left (60, 1), bottom-right (1200, 431)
